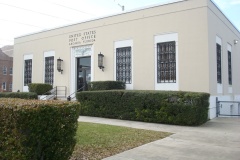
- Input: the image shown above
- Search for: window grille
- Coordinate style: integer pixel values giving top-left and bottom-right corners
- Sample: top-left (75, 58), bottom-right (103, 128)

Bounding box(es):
top-left (228, 51), bottom-right (232, 85)
top-left (45, 56), bottom-right (54, 85)
top-left (216, 44), bottom-right (222, 84)
top-left (116, 47), bottom-right (132, 84)
top-left (157, 41), bottom-right (176, 83)
top-left (24, 59), bottom-right (32, 86)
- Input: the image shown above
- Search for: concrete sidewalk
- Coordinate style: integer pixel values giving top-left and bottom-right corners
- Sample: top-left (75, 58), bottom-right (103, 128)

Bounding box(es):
top-left (78, 116), bottom-right (240, 160)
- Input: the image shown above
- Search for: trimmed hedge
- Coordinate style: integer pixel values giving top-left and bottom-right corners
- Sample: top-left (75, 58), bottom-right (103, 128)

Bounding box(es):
top-left (0, 98), bottom-right (80, 160)
top-left (77, 90), bottom-right (210, 126)
top-left (88, 81), bottom-right (125, 91)
top-left (28, 83), bottom-right (53, 95)
top-left (0, 92), bottom-right (38, 99)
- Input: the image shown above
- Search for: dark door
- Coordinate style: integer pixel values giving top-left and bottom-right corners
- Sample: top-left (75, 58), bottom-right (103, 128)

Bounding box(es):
top-left (77, 57), bottom-right (91, 91)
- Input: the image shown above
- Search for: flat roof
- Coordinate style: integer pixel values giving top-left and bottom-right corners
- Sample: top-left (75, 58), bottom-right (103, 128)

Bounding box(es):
top-left (15, 0), bottom-right (239, 39)
top-left (210, 0), bottom-right (240, 33)
top-left (15, 0), bottom-right (184, 39)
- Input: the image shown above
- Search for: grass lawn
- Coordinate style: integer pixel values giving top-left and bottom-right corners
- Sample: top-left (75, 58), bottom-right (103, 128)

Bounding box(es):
top-left (70, 122), bottom-right (172, 160)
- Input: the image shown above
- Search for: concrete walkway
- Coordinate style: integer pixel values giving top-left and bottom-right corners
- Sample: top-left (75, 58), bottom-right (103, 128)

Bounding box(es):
top-left (78, 116), bottom-right (240, 160)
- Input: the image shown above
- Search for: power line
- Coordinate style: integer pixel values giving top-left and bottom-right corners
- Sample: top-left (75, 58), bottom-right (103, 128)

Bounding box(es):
top-left (0, 39), bottom-right (13, 42)
top-left (51, 2), bottom-right (95, 16)
top-left (0, 18), bottom-right (45, 29)
top-left (0, 2), bottom-right (73, 22)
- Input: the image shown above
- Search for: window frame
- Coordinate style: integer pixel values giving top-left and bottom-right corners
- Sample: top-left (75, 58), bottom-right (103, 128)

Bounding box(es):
top-left (9, 82), bottom-right (12, 91)
top-left (23, 54), bottom-right (33, 92)
top-left (2, 82), bottom-right (6, 90)
top-left (24, 59), bottom-right (32, 86)
top-left (114, 40), bottom-right (133, 90)
top-left (154, 33), bottom-right (178, 91)
top-left (216, 43), bottom-right (222, 84)
top-left (157, 41), bottom-right (176, 83)
top-left (9, 67), bottom-right (13, 75)
top-left (44, 56), bottom-right (54, 85)
top-left (2, 66), bottom-right (7, 75)
top-left (116, 46), bottom-right (132, 84)
top-left (44, 51), bottom-right (55, 86)
top-left (228, 50), bottom-right (232, 85)
top-left (216, 36), bottom-right (222, 94)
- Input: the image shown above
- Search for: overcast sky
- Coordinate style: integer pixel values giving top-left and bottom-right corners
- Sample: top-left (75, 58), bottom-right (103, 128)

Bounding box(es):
top-left (0, 0), bottom-right (239, 48)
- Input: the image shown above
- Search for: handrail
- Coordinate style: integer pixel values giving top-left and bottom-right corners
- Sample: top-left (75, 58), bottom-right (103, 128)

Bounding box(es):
top-left (40, 87), bottom-right (57, 100)
top-left (40, 87), bottom-right (56, 97)
top-left (217, 101), bottom-right (240, 103)
top-left (39, 86), bottom-right (67, 100)
top-left (67, 85), bottom-right (85, 101)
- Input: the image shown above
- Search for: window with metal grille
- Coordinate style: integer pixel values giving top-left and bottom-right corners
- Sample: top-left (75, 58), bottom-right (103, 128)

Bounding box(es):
top-left (157, 41), bottom-right (176, 83)
top-left (228, 51), bottom-right (232, 85)
top-left (2, 66), bottom-right (7, 75)
top-left (45, 56), bottom-right (54, 85)
top-left (216, 44), bottom-right (222, 84)
top-left (24, 59), bottom-right (32, 86)
top-left (116, 47), bottom-right (132, 84)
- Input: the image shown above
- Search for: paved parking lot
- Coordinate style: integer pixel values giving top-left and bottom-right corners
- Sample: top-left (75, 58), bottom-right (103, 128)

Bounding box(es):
top-left (79, 116), bottom-right (240, 160)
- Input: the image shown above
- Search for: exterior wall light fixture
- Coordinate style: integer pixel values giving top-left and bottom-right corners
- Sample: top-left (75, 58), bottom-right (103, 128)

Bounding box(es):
top-left (98, 52), bottom-right (104, 71)
top-left (234, 39), bottom-right (238, 45)
top-left (57, 57), bottom-right (63, 74)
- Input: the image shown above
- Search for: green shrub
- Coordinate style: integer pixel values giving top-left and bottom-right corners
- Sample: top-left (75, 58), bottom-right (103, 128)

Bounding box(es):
top-left (0, 92), bottom-right (37, 99)
top-left (88, 81), bottom-right (125, 91)
top-left (0, 98), bottom-right (80, 160)
top-left (28, 83), bottom-right (53, 95)
top-left (77, 90), bottom-right (210, 126)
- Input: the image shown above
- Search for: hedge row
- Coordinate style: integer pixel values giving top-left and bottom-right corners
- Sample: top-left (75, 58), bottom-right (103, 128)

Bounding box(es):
top-left (77, 90), bottom-right (210, 126)
top-left (0, 92), bottom-right (38, 99)
top-left (88, 81), bottom-right (125, 91)
top-left (0, 98), bottom-right (80, 160)
top-left (28, 83), bottom-right (53, 95)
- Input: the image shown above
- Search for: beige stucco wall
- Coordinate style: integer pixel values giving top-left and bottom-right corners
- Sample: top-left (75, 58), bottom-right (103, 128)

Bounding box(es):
top-left (207, 0), bottom-right (240, 96)
top-left (13, 0), bottom-right (212, 95)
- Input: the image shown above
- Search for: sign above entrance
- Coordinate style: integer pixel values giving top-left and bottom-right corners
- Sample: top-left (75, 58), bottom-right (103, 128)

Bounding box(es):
top-left (69, 30), bottom-right (96, 46)
top-left (72, 45), bottom-right (92, 57)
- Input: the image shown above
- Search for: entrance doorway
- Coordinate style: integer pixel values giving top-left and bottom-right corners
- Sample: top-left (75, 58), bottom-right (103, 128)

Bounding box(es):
top-left (77, 57), bottom-right (91, 91)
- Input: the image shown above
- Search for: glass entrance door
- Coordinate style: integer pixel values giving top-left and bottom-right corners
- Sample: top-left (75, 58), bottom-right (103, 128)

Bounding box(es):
top-left (77, 57), bottom-right (91, 91)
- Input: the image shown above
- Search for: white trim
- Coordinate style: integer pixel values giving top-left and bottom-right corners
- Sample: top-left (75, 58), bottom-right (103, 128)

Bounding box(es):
top-left (23, 54), bottom-right (33, 92)
top-left (70, 50), bottom-right (76, 95)
top-left (217, 84), bottom-right (223, 94)
top-left (216, 36), bottom-right (222, 45)
top-left (216, 36), bottom-right (222, 94)
top-left (70, 45), bottom-right (94, 95)
top-left (114, 39), bottom-right (133, 90)
top-left (154, 33), bottom-right (179, 91)
top-left (44, 50), bottom-right (55, 57)
top-left (43, 51), bottom-right (55, 85)
top-left (24, 54), bottom-right (33, 60)
top-left (227, 43), bottom-right (232, 52)
top-left (228, 87), bottom-right (233, 94)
